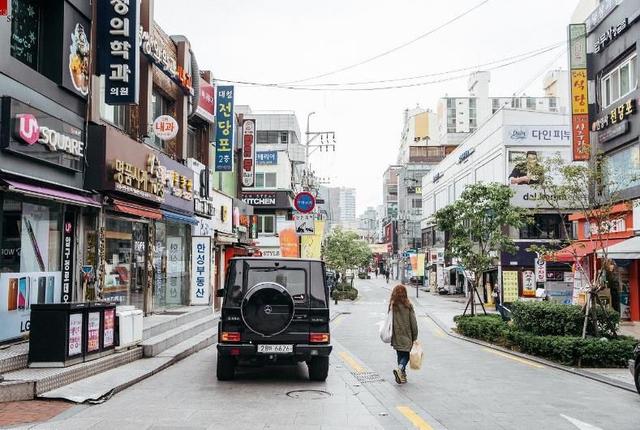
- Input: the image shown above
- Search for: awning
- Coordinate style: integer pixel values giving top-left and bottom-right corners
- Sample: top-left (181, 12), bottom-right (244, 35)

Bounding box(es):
top-left (2, 179), bottom-right (101, 207)
top-left (215, 232), bottom-right (237, 244)
top-left (111, 199), bottom-right (162, 220)
top-left (162, 210), bottom-right (197, 225)
top-left (550, 238), bottom-right (626, 262)
top-left (596, 236), bottom-right (640, 259)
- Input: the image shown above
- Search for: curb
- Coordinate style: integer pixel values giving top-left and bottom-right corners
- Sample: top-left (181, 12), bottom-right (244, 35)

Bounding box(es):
top-left (424, 312), bottom-right (638, 394)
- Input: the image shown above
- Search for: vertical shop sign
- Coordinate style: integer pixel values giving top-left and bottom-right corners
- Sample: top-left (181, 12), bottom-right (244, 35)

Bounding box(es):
top-left (97, 0), bottom-right (140, 104)
top-left (103, 308), bottom-right (115, 348)
top-left (502, 271), bottom-right (519, 303)
top-left (166, 237), bottom-right (183, 305)
top-left (61, 212), bottom-right (75, 303)
top-left (522, 270), bottom-right (536, 297)
top-left (214, 86), bottom-right (234, 171)
top-left (87, 311), bottom-right (100, 352)
top-left (190, 236), bottom-right (210, 305)
top-left (68, 313), bottom-right (83, 356)
top-left (242, 119), bottom-right (256, 187)
top-left (568, 24), bottom-right (590, 161)
top-left (534, 258), bottom-right (546, 284)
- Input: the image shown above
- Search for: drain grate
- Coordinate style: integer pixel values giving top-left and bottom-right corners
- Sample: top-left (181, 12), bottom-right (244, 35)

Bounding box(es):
top-left (352, 371), bottom-right (384, 383)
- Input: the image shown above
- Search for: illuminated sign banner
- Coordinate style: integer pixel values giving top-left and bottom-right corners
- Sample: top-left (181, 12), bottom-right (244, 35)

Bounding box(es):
top-left (241, 119), bottom-right (256, 187)
top-left (214, 86), bottom-right (234, 171)
top-left (567, 23), bottom-right (590, 161)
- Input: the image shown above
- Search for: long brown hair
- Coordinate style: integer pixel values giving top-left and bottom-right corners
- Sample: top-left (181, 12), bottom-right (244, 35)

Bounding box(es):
top-left (389, 284), bottom-right (413, 311)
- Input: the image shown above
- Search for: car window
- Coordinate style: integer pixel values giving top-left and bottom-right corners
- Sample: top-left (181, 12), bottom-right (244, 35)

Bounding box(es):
top-left (224, 261), bottom-right (245, 308)
top-left (310, 262), bottom-right (327, 308)
top-left (247, 268), bottom-right (307, 304)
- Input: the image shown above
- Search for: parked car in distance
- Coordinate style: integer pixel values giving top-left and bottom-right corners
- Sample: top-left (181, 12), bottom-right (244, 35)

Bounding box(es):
top-left (216, 257), bottom-right (332, 381)
top-left (631, 343), bottom-right (639, 395)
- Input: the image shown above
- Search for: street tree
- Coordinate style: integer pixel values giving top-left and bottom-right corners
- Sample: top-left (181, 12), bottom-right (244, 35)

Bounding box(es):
top-left (433, 183), bottom-right (529, 316)
top-left (528, 154), bottom-right (639, 338)
top-left (323, 228), bottom-right (372, 286)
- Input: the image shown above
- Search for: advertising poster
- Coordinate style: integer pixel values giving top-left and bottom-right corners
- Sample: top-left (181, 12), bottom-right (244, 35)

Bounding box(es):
top-left (21, 203), bottom-right (50, 273)
top-left (522, 270), bottom-right (536, 297)
top-left (190, 236), bottom-right (211, 305)
top-left (87, 311), bottom-right (100, 352)
top-left (166, 237), bottom-right (184, 305)
top-left (0, 272), bottom-right (62, 343)
top-left (68, 313), bottom-right (83, 356)
top-left (416, 254), bottom-right (425, 277)
top-left (103, 308), bottom-right (115, 348)
top-left (502, 271), bottom-right (519, 303)
top-left (301, 220), bottom-right (325, 259)
top-left (572, 263), bottom-right (589, 306)
top-left (409, 253), bottom-right (418, 276)
top-left (507, 149), bottom-right (569, 208)
top-left (278, 221), bottom-right (299, 258)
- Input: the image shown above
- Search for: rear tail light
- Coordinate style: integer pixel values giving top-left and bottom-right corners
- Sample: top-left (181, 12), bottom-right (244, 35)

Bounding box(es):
top-left (221, 331), bottom-right (241, 342)
top-left (309, 333), bottom-right (330, 343)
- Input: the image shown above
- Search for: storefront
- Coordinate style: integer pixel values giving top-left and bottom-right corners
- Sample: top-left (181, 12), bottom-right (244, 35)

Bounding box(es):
top-left (86, 124), bottom-right (195, 313)
top-left (0, 97), bottom-right (99, 343)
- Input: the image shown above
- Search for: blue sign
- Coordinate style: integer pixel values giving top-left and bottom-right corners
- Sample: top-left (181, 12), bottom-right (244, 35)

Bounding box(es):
top-left (214, 86), bottom-right (234, 171)
top-left (256, 151), bottom-right (278, 165)
top-left (294, 192), bottom-right (316, 214)
top-left (97, 0), bottom-right (139, 105)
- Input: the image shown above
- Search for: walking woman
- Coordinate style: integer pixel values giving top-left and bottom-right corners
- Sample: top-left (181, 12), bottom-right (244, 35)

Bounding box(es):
top-left (388, 284), bottom-right (418, 384)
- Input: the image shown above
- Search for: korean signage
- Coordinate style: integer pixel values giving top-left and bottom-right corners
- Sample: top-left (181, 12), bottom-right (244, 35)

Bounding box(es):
top-left (594, 18), bottom-right (628, 53)
top-left (68, 313), bottom-right (83, 356)
top-left (502, 271), bottom-right (519, 303)
top-left (97, 0), bottom-right (139, 105)
top-left (2, 98), bottom-right (85, 171)
top-left (256, 151), bottom-right (278, 165)
top-left (87, 311), bottom-right (100, 352)
top-left (166, 237), bottom-right (183, 305)
top-left (190, 236), bottom-right (211, 305)
top-left (242, 119), bottom-right (256, 187)
top-left (534, 258), bottom-right (546, 284)
top-left (295, 213), bottom-right (315, 235)
top-left (112, 153), bottom-right (165, 203)
top-left (589, 217), bottom-right (626, 236)
top-left (294, 192), bottom-right (316, 213)
top-left (522, 270), bottom-right (536, 297)
top-left (140, 27), bottom-right (193, 95)
top-left (504, 126), bottom-right (570, 145)
top-left (158, 153), bottom-right (194, 215)
top-left (195, 78), bottom-right (215, 123)
top-left (61, 212), bottom-right (74, 303)
top-left (153, 115), bottom-right (179, 141)
top-left (103, 308), bottom-right (115, 348)
top-left (567, 24), bottom-right (590, 161)
top-left (214, 86), bottom-right (234, 171)
top-left (186, 158), bottom-right (214, 217)
top-left (592, 98), bottom-right (636, 132)
top-left (585, 0), bottom-right (620, 33)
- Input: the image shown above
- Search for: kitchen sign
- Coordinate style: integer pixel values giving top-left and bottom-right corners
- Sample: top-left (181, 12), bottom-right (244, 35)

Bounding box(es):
top-left (242, 119), bottom-right (256, 187)
top-left (214, 86), bottom-right (234, 171)
top-left (97, 0), bottom-right (140, 105)
top-left (242, 192), bottom-right (276, 206)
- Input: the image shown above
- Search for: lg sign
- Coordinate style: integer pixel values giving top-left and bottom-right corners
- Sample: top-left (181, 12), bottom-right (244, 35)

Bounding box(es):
top-left (15, 114), bottom-right (85, 157)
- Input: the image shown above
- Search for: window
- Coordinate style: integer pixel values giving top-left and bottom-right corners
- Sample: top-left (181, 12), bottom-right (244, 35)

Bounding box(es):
top-left (527, 98), bottom-right (536, 109)
top-left (520, 214), bottom-right (571, 239)
top-left (280, 132), bottom-right (288, 144)
top-left (549, 97), bottom-right (557, 110)
top-left (606, 144), bottom-right (640, 192)
top-left (151, 89), bottom-right (174, 149)
top-left (512, 98), bottom-right (521, 109)
top-left (492, 98), bottom-right (500, 114)
top-left (10, 0), bottom-right (41, 70)
top-left (256, 130), bottom-right (289, 144)
top-left (257, 215), bottom-right (275, 234)
top-left (469, 98), bottom-right (477, 130)
top-left (447, 99), bottom-right (456, 133)
top-left (186, 126), bottom-right (201, 160)
top-left (411, 199), bottom-right (422, 208)
top-left (601, 54), bottom-right (637, 108)
top-left (255, 172), bottom-right (277, 188)
top-left (99, 76), bottom-right (127, 129)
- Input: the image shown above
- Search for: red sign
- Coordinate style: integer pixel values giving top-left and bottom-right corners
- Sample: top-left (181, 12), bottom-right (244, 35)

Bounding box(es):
top-left (572, 114), bottom-right (590, 161)
top-left (294, 192), bottom-right (316, 213)
top-left (0, 0), bottom-right (7, 16)
top-left (196, 79), bottom-right (215, 123)
top-left (241, 119), bottom-right (256, 187)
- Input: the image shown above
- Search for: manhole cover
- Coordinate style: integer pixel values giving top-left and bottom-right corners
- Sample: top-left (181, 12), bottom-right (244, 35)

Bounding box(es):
top-left (286, 389), bottom-right (332, 400)
top-left (353, 371), bottom-right (384, 383)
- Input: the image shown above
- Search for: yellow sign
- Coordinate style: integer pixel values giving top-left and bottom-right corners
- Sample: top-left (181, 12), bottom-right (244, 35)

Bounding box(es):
top-left (502, 271), bottom-right (519, 303)
top-left (301, 220), bottom-right (325, 259)
top-left (416, 254), bottom-right (425, 277)
top-left (570, 70), bottom-right (588, 115)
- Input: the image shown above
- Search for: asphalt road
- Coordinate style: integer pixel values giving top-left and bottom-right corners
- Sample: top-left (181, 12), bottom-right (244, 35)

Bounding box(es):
top-left (18, 278), bottom-right (640, 430)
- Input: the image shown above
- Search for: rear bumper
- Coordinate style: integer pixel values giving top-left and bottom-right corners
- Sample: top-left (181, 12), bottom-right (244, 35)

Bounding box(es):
top-left (217, 343), bottom-right (332, 358)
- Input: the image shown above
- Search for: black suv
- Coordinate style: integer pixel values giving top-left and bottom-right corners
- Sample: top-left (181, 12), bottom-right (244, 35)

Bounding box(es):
top-left (216, 257), bottom-right (332, 381)
top-left (631, 344), bottom-right (640, 394)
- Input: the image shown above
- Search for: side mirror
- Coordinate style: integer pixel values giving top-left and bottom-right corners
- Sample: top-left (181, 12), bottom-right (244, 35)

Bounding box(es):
top-left (216, 288), bottom-right (225, 298)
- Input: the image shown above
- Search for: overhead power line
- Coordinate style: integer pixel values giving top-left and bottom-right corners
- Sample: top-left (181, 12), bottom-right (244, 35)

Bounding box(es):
top-left (277, 0), bottom-right (490, 85)
top-left (213, 43), bottom-right (563, 92)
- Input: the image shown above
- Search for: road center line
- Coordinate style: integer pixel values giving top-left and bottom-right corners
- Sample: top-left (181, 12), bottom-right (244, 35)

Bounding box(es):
top-left (338, 351), bottom-right (366, 373)
top-left (397, 405), bottom-right (434, 430)
top-left (482, 348), bottom-right (544, 369)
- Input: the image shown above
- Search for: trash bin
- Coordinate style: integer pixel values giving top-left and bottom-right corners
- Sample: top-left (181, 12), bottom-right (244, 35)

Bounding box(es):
top-left (116, 305), bottom-right (135, 348)
top-left (28, 303), bottom-right (89, 367)
top-left (131, 309), bottom-right (143, 343)
top-left (85, 302), bottom-right (116, 361)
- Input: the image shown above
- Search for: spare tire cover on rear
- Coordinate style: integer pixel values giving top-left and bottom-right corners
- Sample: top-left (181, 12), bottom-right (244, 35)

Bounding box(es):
top-left (241, 282), bottom-right (294, 336)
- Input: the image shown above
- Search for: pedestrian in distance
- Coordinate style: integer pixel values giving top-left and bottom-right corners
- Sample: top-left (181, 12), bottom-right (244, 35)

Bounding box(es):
top-left (385, 269), bottom-right (390, 284)
top-left (388, 284), bottom-right (418, 384)
top-left (375, 268), bottom-right (379, 278)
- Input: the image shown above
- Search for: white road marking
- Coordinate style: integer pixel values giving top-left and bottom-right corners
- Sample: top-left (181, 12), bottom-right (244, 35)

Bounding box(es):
top-left (561, 414), bottom-right (603, 430)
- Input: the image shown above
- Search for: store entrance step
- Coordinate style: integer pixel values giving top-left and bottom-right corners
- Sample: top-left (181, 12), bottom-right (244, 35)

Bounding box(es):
top-left (140, 314), bottom-right (218, 357)
top-left (142, 306), bottom-right (213, 341)
top-left (0, 342), bottom-right (29, 375)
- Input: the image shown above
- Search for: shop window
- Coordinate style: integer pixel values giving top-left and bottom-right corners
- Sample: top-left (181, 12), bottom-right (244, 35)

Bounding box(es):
top-left (257, 215), bottom-right (275, 234)
top-left (606, 143), bottom-right (640, 192)
top-left (255, 172), bottom-right (277, 188)
top-left (153, 222), bottom-right (188, 310)
top-left (520, 214), bottom-right (571, 240)
top-left (99, 76), bottom-right (127, 129)
top-left (151, 88), bottom-right (175, 149)
top-left (601, 54), bottom-right (637, 108)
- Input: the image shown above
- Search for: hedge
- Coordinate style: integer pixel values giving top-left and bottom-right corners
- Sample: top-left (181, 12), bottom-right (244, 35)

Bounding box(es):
top-left (454, 314), bottom-right (637, 368)
top-left (510, 301), bottom-right (620, 338)
top-left (331, 286), bottom-right (358, 301)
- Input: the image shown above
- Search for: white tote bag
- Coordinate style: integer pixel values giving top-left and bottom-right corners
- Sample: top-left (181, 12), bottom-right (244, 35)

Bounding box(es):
top-left (380, 310), bottom-right (393, 343)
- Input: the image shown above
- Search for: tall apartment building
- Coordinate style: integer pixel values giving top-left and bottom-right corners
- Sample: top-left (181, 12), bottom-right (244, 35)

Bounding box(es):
top-left (339, 187), bottom-right (357, 227)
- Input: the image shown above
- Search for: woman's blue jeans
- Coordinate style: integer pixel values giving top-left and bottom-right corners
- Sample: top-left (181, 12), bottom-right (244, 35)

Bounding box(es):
top-left (396, 350), bottom-right (410, 371)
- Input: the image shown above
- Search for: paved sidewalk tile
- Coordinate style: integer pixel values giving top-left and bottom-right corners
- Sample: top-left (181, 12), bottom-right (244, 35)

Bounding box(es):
top-left (0, 400), bottom-right (72, 428)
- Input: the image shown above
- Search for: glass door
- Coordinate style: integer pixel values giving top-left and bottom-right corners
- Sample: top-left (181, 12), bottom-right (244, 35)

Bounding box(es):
top-left (130, 223), bottom-right (147, 311)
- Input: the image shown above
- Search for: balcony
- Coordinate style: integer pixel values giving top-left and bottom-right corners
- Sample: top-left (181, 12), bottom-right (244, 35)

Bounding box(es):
top-left (408, 146), bottom-right (446, 163)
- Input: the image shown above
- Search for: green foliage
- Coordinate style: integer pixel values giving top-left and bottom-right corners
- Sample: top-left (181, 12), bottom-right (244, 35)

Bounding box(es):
top-left (454, 311), bottom-right (636, 367)
top-left (510, 300), bottom-right (620, 338)
top-left (432, 183), bottom-right (529, 284)
top-left (323, 228), bottom-right (372, 277)
top-left (331, 284), bottom-right (358, 301)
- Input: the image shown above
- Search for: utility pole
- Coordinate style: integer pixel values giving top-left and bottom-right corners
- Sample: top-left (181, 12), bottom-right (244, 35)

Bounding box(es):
top-left (305, 112), bottom-right (336, 191)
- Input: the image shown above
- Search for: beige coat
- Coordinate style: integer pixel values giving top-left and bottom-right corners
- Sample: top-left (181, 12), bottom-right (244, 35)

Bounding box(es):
top-left (391, 303), bottom-right (418, 352)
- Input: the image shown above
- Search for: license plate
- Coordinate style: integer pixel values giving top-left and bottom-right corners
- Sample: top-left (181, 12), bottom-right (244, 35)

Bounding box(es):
top-left (257, 344), bottom-right (293, 354)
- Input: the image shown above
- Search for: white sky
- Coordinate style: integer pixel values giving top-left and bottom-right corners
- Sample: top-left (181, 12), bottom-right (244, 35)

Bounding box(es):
top-left (154, 0), bottom-right (580, 215)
